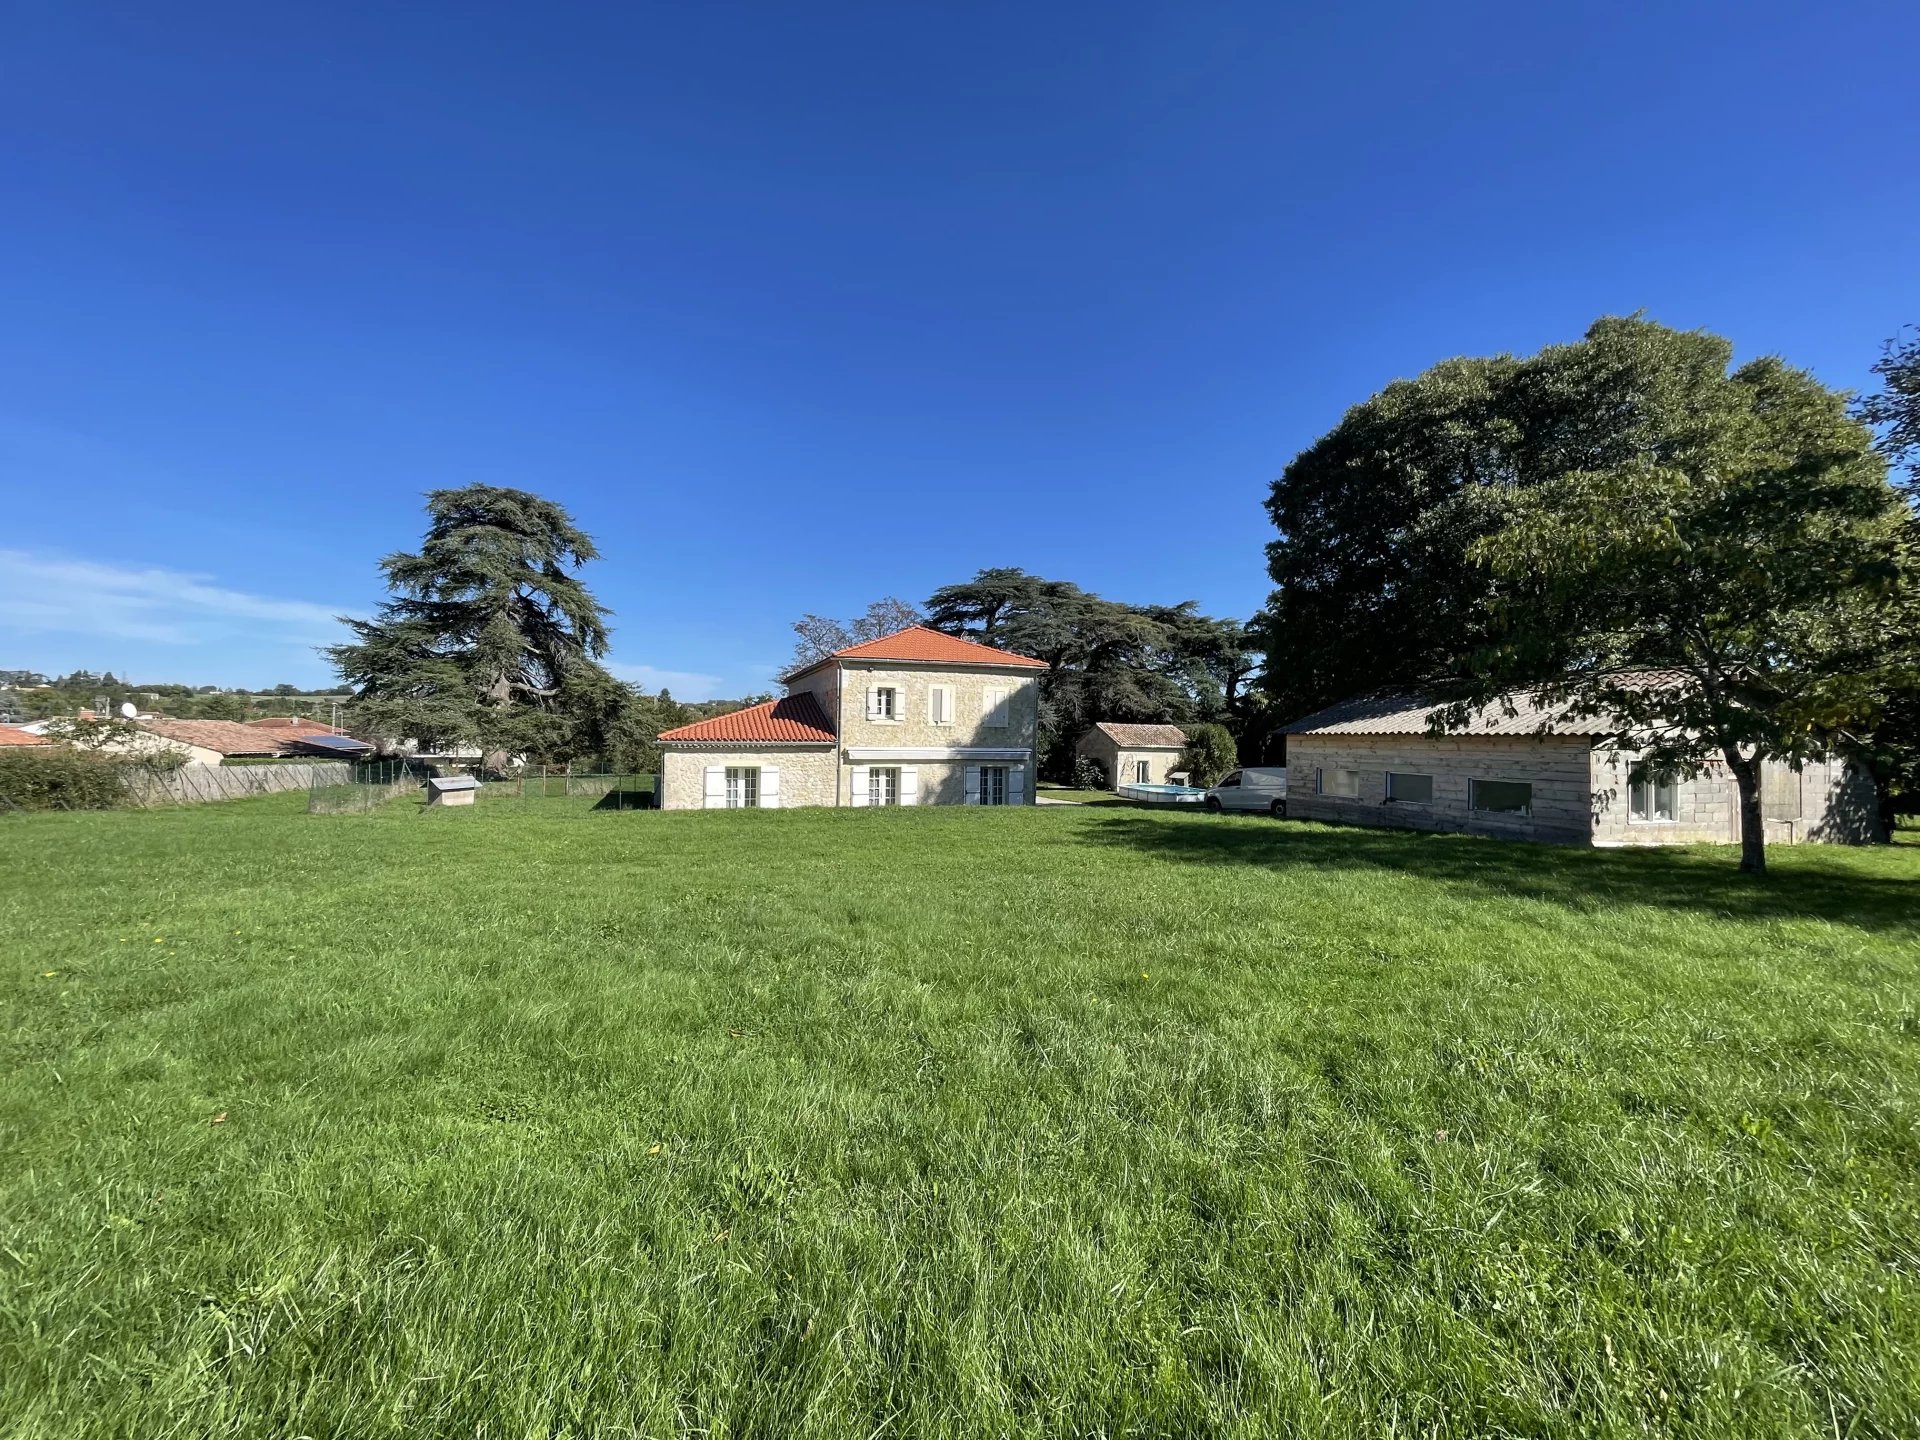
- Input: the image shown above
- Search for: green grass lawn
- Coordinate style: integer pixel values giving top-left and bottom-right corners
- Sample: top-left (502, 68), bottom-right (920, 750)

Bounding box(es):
top-left (4, 798), bottom-right (1919, 1438)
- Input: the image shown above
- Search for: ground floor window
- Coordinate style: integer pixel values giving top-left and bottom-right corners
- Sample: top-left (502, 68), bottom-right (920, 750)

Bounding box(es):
top-left (725, 766), bottom-right (759, 809)
top-left (1386, 772), bottom-right (1433, 804)
top-left (868, 766), bottom-right (900, 807)
top-left (1628, 766), bottom-right (1676, 822)
top-left (1317, 767), bottom-right (1361, 798)
top-left (1470, 778), bottom-right (1532, 815)
top-left (1133, 759), bottom-right (1150, 783)
top-left (979, 765), bottom-right (1009, 805)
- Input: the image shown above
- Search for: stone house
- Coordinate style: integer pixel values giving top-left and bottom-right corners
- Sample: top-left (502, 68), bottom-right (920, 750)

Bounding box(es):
top-left (655, 626), bottom-right (1048, 809)
top-left (1284, 685), bottom-right (1878, 848)
top-left (1074, 722), bottom-right (1188, 789)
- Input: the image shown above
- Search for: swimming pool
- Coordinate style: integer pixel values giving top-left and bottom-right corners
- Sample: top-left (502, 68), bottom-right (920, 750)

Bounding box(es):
top-left (1116, 782), bottom-right (1210, 806)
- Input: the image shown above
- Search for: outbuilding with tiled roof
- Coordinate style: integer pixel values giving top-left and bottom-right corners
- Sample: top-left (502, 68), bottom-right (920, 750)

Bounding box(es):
top-left (1074, 721), bottom-right (1189, 790)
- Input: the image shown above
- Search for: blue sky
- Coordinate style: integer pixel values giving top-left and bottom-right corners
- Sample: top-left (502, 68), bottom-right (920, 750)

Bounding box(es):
top-left (2, 1), bottom-right (1916, 699)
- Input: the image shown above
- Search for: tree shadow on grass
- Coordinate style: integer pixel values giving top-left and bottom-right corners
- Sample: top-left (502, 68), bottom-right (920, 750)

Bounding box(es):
top-left (1078, 813), bottom-right (1920, 939)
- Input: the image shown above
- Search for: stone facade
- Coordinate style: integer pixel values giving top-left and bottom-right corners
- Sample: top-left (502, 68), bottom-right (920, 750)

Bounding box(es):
top-left (1287, 734), bottom-right (1879, 848)
top-left (1286, 733), bottom-right (1599, 844)
top-left (658, 659), bottom-right (1042, 810)
top-left (1074, 730), bottom-right (1184, 789)
top-left (658, 747), bottom-right (838, 811)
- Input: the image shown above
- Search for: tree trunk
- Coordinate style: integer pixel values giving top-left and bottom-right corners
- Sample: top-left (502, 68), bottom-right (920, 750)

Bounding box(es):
top-left (1729, 754), bottom-right (1766, 875)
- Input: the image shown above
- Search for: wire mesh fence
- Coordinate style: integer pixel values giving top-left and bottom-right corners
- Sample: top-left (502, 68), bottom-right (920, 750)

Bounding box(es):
top-left (307, 758), bottom-right (430, 814)
top-left (306, 761), bottom-right (657, 815)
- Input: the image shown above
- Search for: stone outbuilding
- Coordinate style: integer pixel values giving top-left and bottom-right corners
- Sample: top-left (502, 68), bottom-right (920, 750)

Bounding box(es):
top-left (1074, 722), bottom-right (1189, 789)
top-left (1283, 683), bottom-right (1878, 848)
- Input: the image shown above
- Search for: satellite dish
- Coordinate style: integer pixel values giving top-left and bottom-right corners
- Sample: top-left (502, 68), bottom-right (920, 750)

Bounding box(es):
top-left (120, 701), bottom-right (139, 718)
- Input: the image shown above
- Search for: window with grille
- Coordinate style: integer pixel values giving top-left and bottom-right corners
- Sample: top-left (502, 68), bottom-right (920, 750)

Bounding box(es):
top-left (868, 766), bottom-right (900, 806)
top-left (725, 767), bottom-right (759, 809)
top-left (978, 765), bottom-right (1009, 805)
top-left (872, 687), bottom-right (898, 720)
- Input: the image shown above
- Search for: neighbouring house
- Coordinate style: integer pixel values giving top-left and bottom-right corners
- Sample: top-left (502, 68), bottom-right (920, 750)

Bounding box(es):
top-left (655, 625), bottom-right (1049, 809)
top-left (130, 718), bottom-right (293, 767)
top-left (1283, 682), bottom-right (1879, 848)
top-left (0, 726), bottom-right (47, 748)
top-left (1075, 722), bottom-right (1189, 789)
top-left (246, 716), bottom-right (345, 737)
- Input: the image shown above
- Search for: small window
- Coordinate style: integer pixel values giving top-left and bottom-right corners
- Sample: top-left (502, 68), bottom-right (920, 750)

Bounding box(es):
top-left (872, 687), bottom-right (898, 721)
top-left (725, 766), bottom-right (760, 809)
top-left (983, 687), bottom-right (1010, 727)
top-left (1628, 766), bottom-right (1676, 823)
top-left (1218, 771), bottom-right (1242, 788)
top-left (1386, 772), bottom-right (1433, 804)
top-left (1317, 767), bottom-right (1361, 798)
top-left (929, 685), bottom-right (952, 726)
top-left (1470, 778), bottom-right (1532, 815)
top-left (868, 766), bottom-right (900, 806)
top-left (1134, 759), bottom-right (1150, 783)
top-left (978, 765), bottom-right (1009, 805)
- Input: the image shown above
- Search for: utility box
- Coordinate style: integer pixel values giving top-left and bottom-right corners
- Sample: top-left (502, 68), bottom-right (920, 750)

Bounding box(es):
top-left (426, 775), bottom-right (480, 807)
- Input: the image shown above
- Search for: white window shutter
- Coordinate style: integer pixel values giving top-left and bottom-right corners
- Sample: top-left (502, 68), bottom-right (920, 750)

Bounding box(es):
top-left (850, 765), bottom-right (870, 807)
top-left (984, 687), bottom-right (1008, 728)
top-left (865, 686), bottom-right (879, 720)
top-left (703, 766), bottom-right (726, 809)
top-left (899, 766), bottom-right (918, 805)
top-left (1009, 768), bottom-right (1026, 805)
top-left (963, 765), bottom-right (980, 804)
top-left (760, 766), bottom-right (781, 810)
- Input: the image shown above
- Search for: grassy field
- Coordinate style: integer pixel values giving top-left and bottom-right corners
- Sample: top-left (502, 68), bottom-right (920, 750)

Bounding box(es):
top-left (4, 796), bottom-right (1919, 1438)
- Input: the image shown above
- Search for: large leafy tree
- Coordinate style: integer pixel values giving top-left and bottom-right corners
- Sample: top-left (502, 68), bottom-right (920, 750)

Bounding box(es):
top-left (1456, 329), bottom-right (1904, 873)
top-left (329, 486), bottom-right (621, 768)
top-left (922, 568), bottom-right (1256, 773)
top-left (787, 597), bottom-right (924, 670)
top-left (1850, 326), bottom-right (1920, 829)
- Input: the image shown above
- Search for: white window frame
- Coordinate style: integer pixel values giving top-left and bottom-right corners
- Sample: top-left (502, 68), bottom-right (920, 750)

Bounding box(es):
top-left (928, 684), bottom-right (953, 727)
top-left (724, 766), bottom-right (760, 809)
top-left (1469, 777), bottom-right (1533, 816)
top-left (871, 686), bottom-right (899, 722)
top-left (868, 766), bottom-right (901, 807)
top-left (978, 764), bottom-right (1009, 805)
top-left (1385, 771), bottom-right (1433, 804)
top-left (1628, 766), bottom-right (1677, 823)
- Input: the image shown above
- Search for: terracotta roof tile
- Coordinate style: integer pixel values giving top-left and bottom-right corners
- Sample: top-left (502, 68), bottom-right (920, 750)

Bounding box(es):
top-left (785, 625), bottom-right (1046, 681)
top-left (0, 726), bottom-right (46, 747)
top-left (136, 718), bottom-right (292, 755)
top-left (1090, 722), bottom-right (1189, 748)
top-left (658, 692), bottom-right (837, 745)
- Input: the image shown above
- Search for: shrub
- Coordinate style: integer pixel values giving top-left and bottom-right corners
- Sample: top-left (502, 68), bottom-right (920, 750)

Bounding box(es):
top-left (1071, 756), bottom-right (1109, 791)
top-left (0, 748), bottom-right (139, 810)
top-left (1179, 723), bottom-right (1238, 788)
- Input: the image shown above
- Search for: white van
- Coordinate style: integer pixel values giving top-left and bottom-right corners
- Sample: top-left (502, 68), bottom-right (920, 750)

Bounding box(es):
top-left (1205, 767), bottom-right (1288, 816)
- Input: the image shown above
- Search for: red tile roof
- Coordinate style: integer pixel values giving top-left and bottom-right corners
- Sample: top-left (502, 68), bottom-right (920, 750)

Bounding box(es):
top-left (657, 692), bottom-right (837, 745)
top-left (785, 625), bottom-right (1047, 681)
top-left (0, 726), bottom-right (46, 747)
top-left (136, 718), bottom-right (291, 756)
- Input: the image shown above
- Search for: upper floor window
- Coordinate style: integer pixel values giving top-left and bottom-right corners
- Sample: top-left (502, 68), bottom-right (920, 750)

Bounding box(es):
top-left (867, 686), bottom-right (899, 721)
top-left (982, 686), bottom-right (1010, 728)
top-left (928, 685), bottom-right (953, 726)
